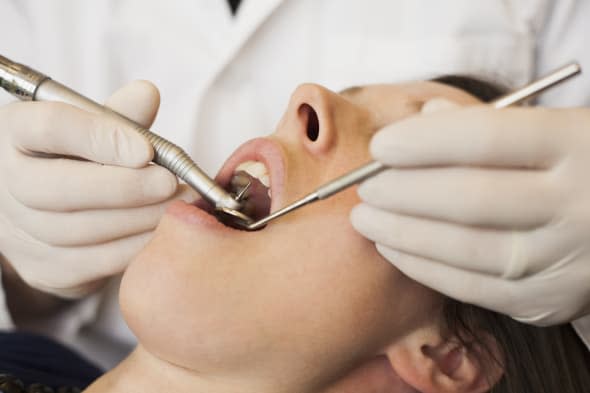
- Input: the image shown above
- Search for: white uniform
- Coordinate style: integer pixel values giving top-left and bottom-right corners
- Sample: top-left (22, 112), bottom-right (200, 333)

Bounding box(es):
top-left (0, 0), bottom-right (588, 369)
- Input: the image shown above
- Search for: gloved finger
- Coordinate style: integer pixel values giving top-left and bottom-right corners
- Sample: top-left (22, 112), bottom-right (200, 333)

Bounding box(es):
top-left (358, 167), bottom-right (556, 229)
top-left (6, 185), bottom-right (196, 247)
top-left (374, 244), bottom-right (524, 319)
top-left (104, 80), bottom-right (160, 128)
top-left (511, 269), bottom-right (590, 325)
top-left (5, 101), bottom-right (153, 168)
top-left (378, 244), bottom-right (587, 326)
top-left (17, 231), bottom-right (154, 299)
top-left (371, 107), bottom-right (563, 169)
top-left (351, 204), bottom-right (557, 278)
top-left (8, 154), bottom-right (177, 211)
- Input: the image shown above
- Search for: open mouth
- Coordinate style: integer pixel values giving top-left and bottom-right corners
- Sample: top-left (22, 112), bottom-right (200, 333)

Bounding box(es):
top-left (226, 162), bottom-right (272, 220)
top-left (191, 138), bottom-right (285, 231)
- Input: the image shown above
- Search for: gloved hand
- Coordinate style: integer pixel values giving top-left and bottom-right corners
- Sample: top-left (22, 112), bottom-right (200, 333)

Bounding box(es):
top-left (351, 100), bottom-right (590, 326)
top-left (0, 80), bottom-right (195, 299)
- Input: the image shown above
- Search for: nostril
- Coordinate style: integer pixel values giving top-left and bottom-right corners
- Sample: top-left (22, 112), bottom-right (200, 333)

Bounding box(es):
top-left (299, 103), bottom-right (319, 141)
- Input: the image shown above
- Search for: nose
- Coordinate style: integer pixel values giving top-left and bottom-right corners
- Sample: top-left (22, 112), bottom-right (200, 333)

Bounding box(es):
top-left (281, 83), bottom-right (346, 155)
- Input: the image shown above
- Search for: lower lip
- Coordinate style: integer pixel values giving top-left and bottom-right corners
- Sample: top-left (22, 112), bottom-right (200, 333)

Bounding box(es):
top-left (165, 200), bottom-right (237, 233)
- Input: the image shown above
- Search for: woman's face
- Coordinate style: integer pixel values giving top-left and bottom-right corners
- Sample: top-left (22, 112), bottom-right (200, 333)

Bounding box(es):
top-left (120, 81), bottom-right (480, 391)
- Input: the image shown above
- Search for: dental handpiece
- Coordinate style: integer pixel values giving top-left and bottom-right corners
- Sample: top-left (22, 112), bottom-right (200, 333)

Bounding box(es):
top-left (0, 54), bottom-right (244, 216)
top-left (241, 62), bottom-right (582, 230)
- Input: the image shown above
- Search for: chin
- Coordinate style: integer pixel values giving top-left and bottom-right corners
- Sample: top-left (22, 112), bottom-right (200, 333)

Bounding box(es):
top-left (118, 217), bottom-right (273, 373)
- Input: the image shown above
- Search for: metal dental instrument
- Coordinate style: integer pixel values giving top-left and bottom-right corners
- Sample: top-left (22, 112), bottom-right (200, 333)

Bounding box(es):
top-left (0, 54), bottom-right (248, 220)
top-left (237, 62), bottom-right (582, 231)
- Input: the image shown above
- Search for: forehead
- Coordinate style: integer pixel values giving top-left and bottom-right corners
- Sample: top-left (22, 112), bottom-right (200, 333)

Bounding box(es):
top-left (341, 81), bottom-right (482, 131)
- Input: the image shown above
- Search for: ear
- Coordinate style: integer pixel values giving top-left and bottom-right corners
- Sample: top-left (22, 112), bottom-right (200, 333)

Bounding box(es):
top-left (384, 322), bottom-right (504, 393)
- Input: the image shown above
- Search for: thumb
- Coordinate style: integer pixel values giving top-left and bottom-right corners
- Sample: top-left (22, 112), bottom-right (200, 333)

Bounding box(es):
top-left (105, 80), bottom-right (161, 128)
top-left (420, 98), bottom-right (461, 115)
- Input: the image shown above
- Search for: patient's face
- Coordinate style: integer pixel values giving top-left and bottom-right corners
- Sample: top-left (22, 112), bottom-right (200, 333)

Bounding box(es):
top-left (121, 82), bottom-right (480, 389)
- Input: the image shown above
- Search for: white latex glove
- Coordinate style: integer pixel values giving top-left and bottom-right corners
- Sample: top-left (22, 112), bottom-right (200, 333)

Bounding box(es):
top-left (351, 100), bottom-right (590, 326)
top-left (0, 80), bottom-right (195, 298)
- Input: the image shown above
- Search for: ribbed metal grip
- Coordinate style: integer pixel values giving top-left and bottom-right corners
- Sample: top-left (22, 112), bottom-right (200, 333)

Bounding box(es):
top-left (132, 125), bottom-right (190, 175)
top-left (129, 124), bottom-right (240, 209)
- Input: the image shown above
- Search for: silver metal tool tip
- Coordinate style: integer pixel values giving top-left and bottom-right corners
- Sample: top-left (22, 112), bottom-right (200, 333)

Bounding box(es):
top-left (214, 206), bottom-right (255, 229)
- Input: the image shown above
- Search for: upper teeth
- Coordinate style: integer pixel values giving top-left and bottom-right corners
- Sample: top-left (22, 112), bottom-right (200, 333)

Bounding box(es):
top-left (235, 160), bottom-right (270, 187)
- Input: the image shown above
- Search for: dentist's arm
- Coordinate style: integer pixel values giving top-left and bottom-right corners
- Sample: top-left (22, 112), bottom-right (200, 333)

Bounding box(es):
top-left (351, 105), bottom-right (590, 326)
top-left (0, 81), bottom-right (192, 311)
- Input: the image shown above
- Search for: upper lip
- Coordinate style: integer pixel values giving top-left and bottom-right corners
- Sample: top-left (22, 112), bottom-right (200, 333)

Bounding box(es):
top-left (214, 137), bottom-right (286, 215)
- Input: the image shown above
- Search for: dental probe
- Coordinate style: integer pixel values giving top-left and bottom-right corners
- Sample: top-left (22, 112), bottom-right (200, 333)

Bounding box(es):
top-left (0, 54), bottom-right (248, 220)
top-left (238, 62), bottom-right (582, 231)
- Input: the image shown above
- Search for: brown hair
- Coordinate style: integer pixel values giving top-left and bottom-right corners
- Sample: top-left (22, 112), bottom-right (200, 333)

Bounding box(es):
top-left (432, 75), bottom-right (590, 392)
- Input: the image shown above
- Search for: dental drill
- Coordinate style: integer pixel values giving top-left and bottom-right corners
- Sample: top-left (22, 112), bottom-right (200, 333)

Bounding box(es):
top-left (0, 54), bottom-right (252, 223)
top-left (235, 62), bottom-right (582, 230)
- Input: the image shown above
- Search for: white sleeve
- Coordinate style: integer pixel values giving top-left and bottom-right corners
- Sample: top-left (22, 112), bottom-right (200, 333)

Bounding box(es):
top-left (1, 257), bottom-right (131, 368)
top-left (0, 254), bottom-right (102, 338)
top-left (535, 0), bottom-right (590, 107)
top-left (0, 2), bottom-right (137, 370)
top-left (0, 1), bottom-right (94, 330)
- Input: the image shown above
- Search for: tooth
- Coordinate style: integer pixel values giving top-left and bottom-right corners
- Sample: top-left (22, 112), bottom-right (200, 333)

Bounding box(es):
top-left (246, 162), bottom-right (267, 179)
top-left (235, 161), bottom-right (266, 177)
top-left (234, 161), bottom-right (270, 187)
top-left (230, 171), bottom-right (251, 188)
top-left (235, 160), bottom-right (257, 172)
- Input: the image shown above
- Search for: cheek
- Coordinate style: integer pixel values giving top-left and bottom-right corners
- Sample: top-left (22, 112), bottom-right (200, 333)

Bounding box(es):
top-left (266, 187), bottom-right (444, 350)
top-left (263, 206), bottom-right (420, 355)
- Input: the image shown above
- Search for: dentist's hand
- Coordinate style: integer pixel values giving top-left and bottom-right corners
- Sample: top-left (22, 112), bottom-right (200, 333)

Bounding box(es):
top-left (351, 102), bottom-right (590, 326)
top-left (0, 80), bottom-right (193, 299)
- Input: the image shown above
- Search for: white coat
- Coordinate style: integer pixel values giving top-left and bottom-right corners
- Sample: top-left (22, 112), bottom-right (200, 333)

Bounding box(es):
top-left (0, 0), bottom-right (588, 369)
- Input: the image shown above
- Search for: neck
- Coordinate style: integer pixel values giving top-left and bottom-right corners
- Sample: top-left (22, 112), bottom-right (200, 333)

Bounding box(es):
top-left (84, 346), bottom-right (282, 393)
top-left (84, 347), bottom-right (409, 393)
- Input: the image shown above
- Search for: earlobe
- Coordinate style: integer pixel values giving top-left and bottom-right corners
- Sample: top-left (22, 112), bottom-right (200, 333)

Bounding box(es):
top-left (384, 323), bottom-right (504, 393)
